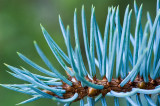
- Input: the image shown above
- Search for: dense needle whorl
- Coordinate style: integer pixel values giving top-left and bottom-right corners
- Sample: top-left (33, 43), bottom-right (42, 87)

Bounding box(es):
top-left (1, 0), bottom-right (160, 106)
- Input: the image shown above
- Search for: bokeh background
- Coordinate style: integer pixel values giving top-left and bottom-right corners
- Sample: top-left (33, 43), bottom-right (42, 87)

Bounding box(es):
top-left (0, 0), bottom-right (157, 106)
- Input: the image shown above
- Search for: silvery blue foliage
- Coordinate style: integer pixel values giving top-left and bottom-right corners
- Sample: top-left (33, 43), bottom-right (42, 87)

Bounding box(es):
top-left (1, 0), bottom-right (160, 105)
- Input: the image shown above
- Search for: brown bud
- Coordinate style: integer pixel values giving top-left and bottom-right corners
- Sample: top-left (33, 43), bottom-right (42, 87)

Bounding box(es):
top-left (88, 87), bottom-right (98, 97)
top-left (138, 81), bottom-right (146, 89)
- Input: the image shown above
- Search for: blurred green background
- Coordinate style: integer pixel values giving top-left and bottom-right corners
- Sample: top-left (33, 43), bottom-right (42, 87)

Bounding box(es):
top-left (0, 0), bottom-right (157, 106)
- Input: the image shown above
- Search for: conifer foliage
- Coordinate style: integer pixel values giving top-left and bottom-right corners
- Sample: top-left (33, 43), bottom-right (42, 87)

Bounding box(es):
top-left (1, 0), bottom-right (160, 105)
